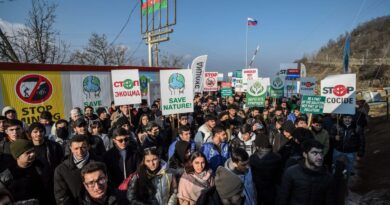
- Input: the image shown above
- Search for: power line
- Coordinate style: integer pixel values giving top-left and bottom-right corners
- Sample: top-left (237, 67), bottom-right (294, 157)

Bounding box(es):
top-left (110, 1), bottom-right (139, 45)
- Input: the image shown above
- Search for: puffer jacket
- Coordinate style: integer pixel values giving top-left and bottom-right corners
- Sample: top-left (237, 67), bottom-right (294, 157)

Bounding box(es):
top-left (194, 124), bottom-right (213, 149)
top-left (330, 123), bottom-right (363, 156)
top-left (229, 132), bottom-right (256, 156)
top-left (200, 142), bottom-right (229, 172)
top-left (126, 161), bottom-right (177, 205)
top-left (278, 162), bottom-right (334, 205)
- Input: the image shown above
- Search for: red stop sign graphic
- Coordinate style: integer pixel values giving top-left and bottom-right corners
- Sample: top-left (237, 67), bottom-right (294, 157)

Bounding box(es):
top-left (333, 85), bottom-right (347, 97)
top-left (15, 74), bottom-right (53, 104)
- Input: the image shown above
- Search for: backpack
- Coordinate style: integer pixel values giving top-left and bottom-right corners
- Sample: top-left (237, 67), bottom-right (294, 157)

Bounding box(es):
top-left (118, 172), bottom-right (137, 191)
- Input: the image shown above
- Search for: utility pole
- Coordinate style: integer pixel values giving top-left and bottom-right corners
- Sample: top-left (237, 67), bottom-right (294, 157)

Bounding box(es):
top-left (140, 0), bottom-right (176, 67)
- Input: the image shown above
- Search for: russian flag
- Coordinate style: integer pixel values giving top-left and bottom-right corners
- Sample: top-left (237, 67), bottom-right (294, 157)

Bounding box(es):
top-left (247, 17), bottom-right (257, 26)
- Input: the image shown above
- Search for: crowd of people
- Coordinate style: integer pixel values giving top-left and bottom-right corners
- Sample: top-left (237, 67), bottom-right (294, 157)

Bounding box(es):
top-left (0, 93), bottom-right (370, 205)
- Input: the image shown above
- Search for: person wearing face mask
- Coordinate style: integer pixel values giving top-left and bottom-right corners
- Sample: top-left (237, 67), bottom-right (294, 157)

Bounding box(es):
top-left (27, 122), bottom-right (64, 204)
top-left (126, 147), bottom-right (177, 205)
top-left (330, 114), bottom-right (363, 176)
top-left (49, 119), bottom-right (71, 155)
top-left (225, 148), bottom-right (256, 205)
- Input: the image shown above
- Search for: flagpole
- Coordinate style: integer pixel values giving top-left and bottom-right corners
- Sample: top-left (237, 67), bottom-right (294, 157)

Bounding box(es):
top-left (245, 18), bottom-right (248, 69)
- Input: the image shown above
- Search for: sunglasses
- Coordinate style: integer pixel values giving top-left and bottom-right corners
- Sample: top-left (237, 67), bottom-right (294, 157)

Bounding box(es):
top-left (115, 137), bottom-right (130, 143)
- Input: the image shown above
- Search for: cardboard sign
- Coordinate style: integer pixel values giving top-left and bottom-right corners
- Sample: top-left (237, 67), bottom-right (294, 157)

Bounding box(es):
top-left (242, 68), bottom-right (258, 91)
top-left (160, 69), bottom-right (194, 115)
top-left (284, 79), bottom-right (298, 97)
top-left (234, 78), bottom-right (244, 92)
top-left (111, 69), bottom-right (142, 106)
top-left (246, 78), bottom-right (267, 107)
top-left (321, 74), bottom-right (356, 114)
top-left (70, 72), bottom-right (112, 109)
top-left (203, 72), bottom-right (218, 92)
top-left (217, 73), bottom-right (224, 81)
top-left (270, 76), bottom-right (285, 98)
top-left (287, 69), bottom-right (300, 79)
top-left (279, 63), bottom-right (297, 78)
top-left (300, 95), bottom-right (325, 114)
top-left (221, 82), bottom-right (233, 97)
top-left (299, 77), bottom-right (316, 96)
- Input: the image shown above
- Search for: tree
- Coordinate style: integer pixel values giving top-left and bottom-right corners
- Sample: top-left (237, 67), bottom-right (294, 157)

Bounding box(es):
top-left (70, 33), bottom-right (135, 66)
top-left (0, 0), bottom-right (69, 63)
top-left (159, 52), bottom-right (184, 68)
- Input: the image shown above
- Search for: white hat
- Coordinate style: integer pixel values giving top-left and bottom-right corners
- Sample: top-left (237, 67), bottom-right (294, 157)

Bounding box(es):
top-left (2, 106), bottom-right (16, 116)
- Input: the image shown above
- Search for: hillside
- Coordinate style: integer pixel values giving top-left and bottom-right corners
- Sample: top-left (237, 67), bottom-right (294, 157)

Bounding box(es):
top-left (298, 15), bottom-right (390, 89)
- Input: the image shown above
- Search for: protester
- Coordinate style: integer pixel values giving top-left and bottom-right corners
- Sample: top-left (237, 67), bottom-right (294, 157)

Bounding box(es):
top-left (200, 126), bottom-right (229, 172)
top-left (79, 161), bottom-right (118, 205)
top-left (250, 132), bottom-right (282, 205)
top-left (0, 116), bottom-right (6, 141)
top-left (141, 122), bottom-right (166, 160)
top-left (126, 147), bottom-right (177, 204)
top-left (0, 119), bottom-right (24, 156)
top-left (0, 139), bottom-right (48, 203)
top-left (73, 118), bottom-right (106, 157)
top-left (178, 151), bottom-right (214, 205)
top-left (103, 127), bottom-right (138, 188)
top-left (224, 148), bottom-right (256, 205)
top-left (278, 139), bottom-right (334, 205)
top-left (194, 114), bottom-right (217, 149)
top-left (27, 122), bottom-right (64, 204)
top-left (229, 124), bottom-right (256, 156)
top-left (54, 135), bottom-right (101, 204)
top-left (1, 106), bottom-right (28, 130)
top-left (91, 120), bottom-right (112, 151)
top-left (168, 141), bottom-right (192, 181)
top-left (39, 110), bottom-right (54, 137)
top-left (310, 116), bottom-right (330, 156)
top-left (84, 106), bottom-right (99, 122)
top-left (168, 125), bottom-right (196, 159)
top-left (96, 107), bottom-right (111, 134)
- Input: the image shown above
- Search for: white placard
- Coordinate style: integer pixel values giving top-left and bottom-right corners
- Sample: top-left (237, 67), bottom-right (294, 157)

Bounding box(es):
top-left (191, 55), bottom-right (207, 93)
top-left (321, 74), bottom-right (356, 114)
top-left (242, 68), bottom-right (258, 91)
top-left (111, 69), bottom-right (142, 106)
top-left (299, 77), bottom-right (316, 96)
top-left (204, 72), bottom-right (218, 92)
top-left (160, 69), bottom-right (194, 115)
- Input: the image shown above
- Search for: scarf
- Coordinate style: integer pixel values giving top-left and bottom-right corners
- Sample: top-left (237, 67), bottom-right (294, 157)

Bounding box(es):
top-left (74, 152), bottom-right (90, 169)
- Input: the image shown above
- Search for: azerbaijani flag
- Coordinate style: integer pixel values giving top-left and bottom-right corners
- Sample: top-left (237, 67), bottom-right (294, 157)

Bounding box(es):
top-left (247, 17), bottom-right (258, 26)
top-left (142, 0), bottom-right (167, 16)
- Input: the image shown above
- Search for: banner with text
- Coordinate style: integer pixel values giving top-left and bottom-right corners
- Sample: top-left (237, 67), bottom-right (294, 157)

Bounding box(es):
top-left (0, 71), bottom-right (65, 124)
top-left (203, 72), bottom-right (218, 92)
top-left (300, 95), bottom-right (325, 114)
top-left (284, 79), bottom-right (299, 97)
top-left (191, 55), bottom-right (207, 93)
top-left (242, 68), bottom-right (258, 91)
top-left (221, 82), bottom-right (233, 97)
top-left (111, 69), bottom-right (142, 106)
top-left (160, 69), bottom-right (194, 115)
top-left (246, 78), bottom-right (267, 107)
top-left (70, 72), bottom-right (112, 109)
top-left (321, 74), bottom-right (356, 114)
top-left (299, 77), bottom-right (316, 96)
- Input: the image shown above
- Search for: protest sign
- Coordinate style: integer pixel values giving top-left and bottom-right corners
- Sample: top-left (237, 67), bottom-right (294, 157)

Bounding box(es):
top-left (246, 78), bottom-right (267, 107)
top-left (221, 82), bottom-right (233, 97)
top-left (300, 95), bottom-right (325, 114)
top-left (321, 74), bottom-right (356, 114)
top-left (70, 72), bottom-right (112, 109)
top-left (242, 68), bottom-right (258, 91)
top-left (234, 78), bottom-right (244, 92)
top-left (299, 77), bottom-right (316, 96)
top-left (111, 69), bottom-right (141, 106)
top-left (270, 76), bottom-right (285, 98)
top-left (203, 72), bottom-right (218, 92)
top-left (160, 69), bottom-right (194, 115)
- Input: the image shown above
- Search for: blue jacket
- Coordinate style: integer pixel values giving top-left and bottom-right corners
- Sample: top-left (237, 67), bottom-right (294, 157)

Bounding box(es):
top-left (168, 137), bottom-right (196, 159)
top-left (200, 142), bottom-right (230, 172)
top-left (287, 113), bottom-right (297, 123)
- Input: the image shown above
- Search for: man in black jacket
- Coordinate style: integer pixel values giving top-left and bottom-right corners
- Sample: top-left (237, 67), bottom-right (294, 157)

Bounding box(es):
top-left (250, 133), bottom-right (282, 205)
top-left (103, 127), bottom-right (138, 188)
top-left (278, 139), bottom-right (334, 205)
top-left (54, 135), bottom-right (101, 205)
top-left (79, 161), bottom-right (118, 205)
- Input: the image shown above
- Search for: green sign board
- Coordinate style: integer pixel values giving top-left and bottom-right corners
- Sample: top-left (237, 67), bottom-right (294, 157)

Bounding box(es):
top-left (300, 95), bottom-right (326, 114)
top-left (246, 79), bottom-right (267, 108)
top-left (221, 82), bottom-right (233, 97)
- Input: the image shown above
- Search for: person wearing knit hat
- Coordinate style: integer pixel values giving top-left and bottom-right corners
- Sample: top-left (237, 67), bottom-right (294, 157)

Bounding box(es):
top-left (2, 139), bottom-right (49, 203)
top-left (10, 139), bottom-right (34, 160)
top-left (215, 166), bottom-right (244, 204)
top-left (1, 106), bottom-right (16, 119)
